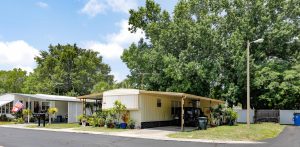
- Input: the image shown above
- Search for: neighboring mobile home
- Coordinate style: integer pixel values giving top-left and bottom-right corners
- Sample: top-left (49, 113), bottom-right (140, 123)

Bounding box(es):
top-left (78, 89), bottom-right (224, 129)
top-left (0, 93), bottom-right (84, 123)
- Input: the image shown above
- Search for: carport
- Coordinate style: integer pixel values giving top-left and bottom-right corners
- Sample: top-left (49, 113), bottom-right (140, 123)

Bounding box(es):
top-left (77, 93), bottom-right (103, 116)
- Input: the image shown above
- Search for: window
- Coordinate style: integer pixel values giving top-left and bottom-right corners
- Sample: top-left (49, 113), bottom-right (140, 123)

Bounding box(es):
top-left (5, 103), bottom-right (9, 114)
top-left (8, 102), bottom-right (13, 114)
top-left (42, 102), bottom-right (50, 111)
top-left (157, 98), bottom-right (161, 107)
top-left (1, 105), bottom-right (5, 114)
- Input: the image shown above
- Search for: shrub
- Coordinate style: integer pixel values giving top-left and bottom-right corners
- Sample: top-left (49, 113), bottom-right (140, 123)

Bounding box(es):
top-left (22, 109), bottom-right (32, 116)
top-left (47, 107), bottom-right (58, 125)
top-left (0, 114), bottom-right (8, 121)
top-left (128, 119), bottom-right (136, 129)
top-left (112, 100), bottom-right (126, 124)
top-left (13, 118), bottom-right (24, 124)
top-left (121, 111), bottom-right (129, 123)
top-left (224, 108), bottom-right (238, 125)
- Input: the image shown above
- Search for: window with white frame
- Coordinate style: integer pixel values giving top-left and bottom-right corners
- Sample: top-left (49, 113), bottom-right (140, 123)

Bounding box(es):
top-left (42, 102), bottom-right (50, 111)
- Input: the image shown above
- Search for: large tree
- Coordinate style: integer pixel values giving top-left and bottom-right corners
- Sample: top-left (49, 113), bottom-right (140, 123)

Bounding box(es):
top-left (0, 68), bottom-right (27, 94)
top-left (22, 44), bottom-right (114, 96)
top-left (122, 0), bottom-right (300, 109)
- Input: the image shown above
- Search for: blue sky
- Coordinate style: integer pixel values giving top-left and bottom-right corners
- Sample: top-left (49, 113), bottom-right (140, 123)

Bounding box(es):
top-left (0, 0), bottom-right (177, 81)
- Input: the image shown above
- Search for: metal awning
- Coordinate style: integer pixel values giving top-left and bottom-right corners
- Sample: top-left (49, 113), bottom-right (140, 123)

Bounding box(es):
top-left (0, 94), bottom-right (14, 107)
top-left (77, 93), bottom-right (103, 100)
top-left (0, 100), bottom-right (13, 107)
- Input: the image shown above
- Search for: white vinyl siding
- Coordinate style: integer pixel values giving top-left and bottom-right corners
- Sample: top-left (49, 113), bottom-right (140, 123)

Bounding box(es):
top-left (102, 95), bottom-right (139, 110)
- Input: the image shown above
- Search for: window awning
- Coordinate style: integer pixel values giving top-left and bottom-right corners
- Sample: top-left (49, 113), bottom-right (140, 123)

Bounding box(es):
top-left (0, 100), bottom-right (13, 107)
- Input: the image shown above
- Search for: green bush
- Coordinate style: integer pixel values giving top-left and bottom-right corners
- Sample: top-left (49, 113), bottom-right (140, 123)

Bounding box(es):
top-left (13, 118), bottom-right (24, 124)
top-left (0, 114), bottom-right (8, 121)
top-left (224, 108), bottom-right (238, 125)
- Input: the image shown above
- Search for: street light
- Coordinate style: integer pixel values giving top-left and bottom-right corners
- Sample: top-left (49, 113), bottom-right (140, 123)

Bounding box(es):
top-left (246, 38), bottom-right (264, 128)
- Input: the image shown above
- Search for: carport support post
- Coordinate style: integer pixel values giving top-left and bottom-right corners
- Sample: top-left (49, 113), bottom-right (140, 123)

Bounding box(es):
top-left (82, 99), bottom-right (86, 116)
top-left (28, 98), bottom-right (30, 123)
top-left (181, 96), bottom-right (186, 132)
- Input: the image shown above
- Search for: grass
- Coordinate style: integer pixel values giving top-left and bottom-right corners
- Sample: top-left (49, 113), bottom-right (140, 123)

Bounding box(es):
top-left (0, 121), bottom-right (14, 125)
top-left (168, 123), bottom-right (285, 141)
top-left (73, 126), bottom-right (128, 132)
top-left (27, 123), bottom-right (81, 129)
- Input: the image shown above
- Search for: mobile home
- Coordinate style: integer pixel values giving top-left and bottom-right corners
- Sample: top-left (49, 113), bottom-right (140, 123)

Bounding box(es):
top-left (0, 93), bottom-right (84, 123)
top-left (78, 89), bottom-right (224, 129)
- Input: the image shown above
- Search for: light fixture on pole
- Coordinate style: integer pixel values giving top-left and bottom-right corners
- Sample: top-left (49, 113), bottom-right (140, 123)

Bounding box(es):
top-left (246, 38), bottom-right (264, 128)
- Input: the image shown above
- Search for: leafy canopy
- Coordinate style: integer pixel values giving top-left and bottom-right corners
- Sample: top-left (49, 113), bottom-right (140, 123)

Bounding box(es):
top-left (122, 0), bottom-right (299, 109)
top-left (22, 44), bottom-right (114, 96)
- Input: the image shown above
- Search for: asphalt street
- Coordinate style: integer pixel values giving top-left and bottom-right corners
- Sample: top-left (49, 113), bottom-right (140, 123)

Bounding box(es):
top-left (0, 126), bottom-right (299, 147)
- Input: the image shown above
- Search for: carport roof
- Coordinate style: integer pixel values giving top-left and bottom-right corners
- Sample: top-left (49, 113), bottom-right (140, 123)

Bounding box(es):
top-left (77, 93), bottom-right (103, 100)
top-left (77, 89), bottom-right (224, 103)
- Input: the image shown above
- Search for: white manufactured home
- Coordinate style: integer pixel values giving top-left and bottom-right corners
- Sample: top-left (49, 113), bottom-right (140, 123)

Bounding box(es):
top-left (0, 93), bottom-right (84, 123)
top-left (78, 89), bottom-right (224, 129)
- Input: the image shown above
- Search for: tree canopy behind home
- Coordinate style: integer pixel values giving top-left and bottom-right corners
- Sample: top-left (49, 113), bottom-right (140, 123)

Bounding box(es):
top-left (22, 44), bottom-right (114, 96)
top-left (121, 0), bottom-right (300, 109)
top-left (0, 68), bottom-right (27, 94)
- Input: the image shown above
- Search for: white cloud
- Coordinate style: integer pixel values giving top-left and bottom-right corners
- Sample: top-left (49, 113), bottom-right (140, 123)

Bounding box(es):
top-left (111, 72), bottom-right (125, 82)
top-left (36, 2), bottom-right (48, 8)
top-left (80, 0), bottom-right (138, 17)
top-left (80, 0), bottom-right (106, 17)
top-left (106, 0), bottom-right (138, 14)
top-left (84, 42), bottom-right (123, 59)
top-left (82, 19), bottom-right (144, 81)
top-left (83, 19), bottom-right (144, 60)
top-left (0, 40), bottom-right (39, 73)
top-left (107, 20), bottom-right (143, 46)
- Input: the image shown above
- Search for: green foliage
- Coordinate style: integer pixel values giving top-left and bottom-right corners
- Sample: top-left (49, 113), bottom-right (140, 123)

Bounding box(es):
top-left (22, 44), bottom-right (114, 96)
top-left (13, 118), bottom-right (25, 124)
top-left (92, 81), bottom-right (115, 93)
top-left (112, 100), bottom-right (127, 123)
top-left (48, 107), bottom-right (58, 125)
top-left (128, 119), bottom-right (136, 129)
top-left (123, 0), bottom-right (300, 109)
top-left (0, 68), bottom-right (27, 94)
top-left (48, 107), bottom-right (58, 115)
top-left (224, 108), bottom-right (238, 123)
top-left (0, 114), bottom-right (9, 121)
top-left (22, 109), bottom-right (32, 116)
top-left (77, 114), bottom-right (87, 122)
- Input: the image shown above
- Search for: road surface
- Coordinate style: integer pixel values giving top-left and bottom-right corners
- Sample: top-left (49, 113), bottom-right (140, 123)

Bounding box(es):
top-left (0, 126), bottom-right (299, 147)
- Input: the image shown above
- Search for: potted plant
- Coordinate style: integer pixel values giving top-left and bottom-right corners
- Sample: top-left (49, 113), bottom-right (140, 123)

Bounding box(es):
top-left (128, 119), bottom-right (136, 129)
top-left (105, 117), bottom-right (114, 128)
top-left (112, 100), bottom-right (126, 128)
top-left (120, 112), bottom-right (129, 129)
top-left (47, 107), bottom-right (58, 125)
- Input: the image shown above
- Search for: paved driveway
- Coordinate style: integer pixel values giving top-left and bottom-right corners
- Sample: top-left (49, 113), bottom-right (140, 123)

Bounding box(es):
top-left (0, 126), bottom-right (299, 147)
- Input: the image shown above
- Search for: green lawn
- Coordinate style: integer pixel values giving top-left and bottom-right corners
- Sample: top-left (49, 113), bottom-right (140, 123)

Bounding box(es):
top-left (0, 121), bottom-right (14, 125)
top-left (27, 123), bottom-right (80, 129)
top-left (73, 126), bottom-right (128, 132)
top-left (168, 123), bottom-right (285, 141)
